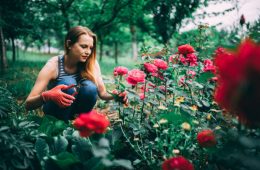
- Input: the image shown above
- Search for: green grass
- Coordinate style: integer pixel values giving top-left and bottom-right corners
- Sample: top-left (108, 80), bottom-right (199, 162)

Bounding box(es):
top-left (2, 50), bottom-right (137, 100)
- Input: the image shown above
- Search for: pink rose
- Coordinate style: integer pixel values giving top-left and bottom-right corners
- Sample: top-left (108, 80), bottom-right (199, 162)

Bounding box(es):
top-left (126, 69), bottom-right (146, 86)
top-left (139, 93), bottom-right (145, 100)
top-left (113, 66), bottom-right (128, 76)
top-left (154, 59), bottom-right (168, 70)
top-left (203, 59), bottom-right (216, 73)
top-left (144, 62), bottom-right (158, 73)
top-left (187, 70), bottom-right (196, 78)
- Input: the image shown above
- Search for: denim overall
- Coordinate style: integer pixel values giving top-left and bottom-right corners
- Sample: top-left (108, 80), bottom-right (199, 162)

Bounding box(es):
top-left (43, 55), bottom-right (98, 121)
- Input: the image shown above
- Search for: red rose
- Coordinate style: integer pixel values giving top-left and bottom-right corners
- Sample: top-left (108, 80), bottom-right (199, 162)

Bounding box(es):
top-left (73, 110), bottom-right (110, 137)
top-left (186, 53), bottom-right (198, 66)
top-left (179, 54), bottom-right (188, 65)
top-left (144, 62), bottom-right (158, 73)
top-left (178, 44), bottom-right (195, 55)
top-left (162, 156), bottom-right (194, 170)
top-left (153, 59), bottom-right (168, 70)
top-left (126, 69), bottom-right (146, 86)
top-left (113, 66), bottom-right (128, 76)
top-left (215, 47), bottom-right (225, 55)
top-left (197, 129), bottom-right (216, 147)
top-left (214, 39), bottom-right (260, 126)
top-left (203, 59), bottom-right (216, 73)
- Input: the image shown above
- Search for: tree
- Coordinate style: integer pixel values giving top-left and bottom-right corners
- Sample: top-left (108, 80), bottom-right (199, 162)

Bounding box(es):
top-left (145, 0), bottom-right (201, 45)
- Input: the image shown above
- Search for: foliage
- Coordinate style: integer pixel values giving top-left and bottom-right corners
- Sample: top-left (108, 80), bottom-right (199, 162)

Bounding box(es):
top-left (0, 86), bottom-right (40, 170)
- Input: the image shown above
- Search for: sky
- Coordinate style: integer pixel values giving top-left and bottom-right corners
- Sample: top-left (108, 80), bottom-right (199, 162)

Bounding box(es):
top-left (180, 0), bottom-right (260, 31)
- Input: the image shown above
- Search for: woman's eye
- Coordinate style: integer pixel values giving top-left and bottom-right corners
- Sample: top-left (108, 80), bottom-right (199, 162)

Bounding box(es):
top-left (81, 45), bottom-right (87, 48)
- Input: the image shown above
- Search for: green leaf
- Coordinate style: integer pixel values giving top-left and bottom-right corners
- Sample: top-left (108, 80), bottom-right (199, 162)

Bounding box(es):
top-left (196, 72), bottom-right (214, 84)
top-left (50, 151), bottom-right (80, 170)
top-left (0, 126), bottom-right (9, 132)
top-left (35, 138), bottom-right (50, 160)
top-left (92, 146), bottom-right (109, 158)
top-left (53, 135), bottom-right (68, 154)
top-left (98, 138), bottom-right (110, 148)
top-left (113, 159), bottom-right (133, 170)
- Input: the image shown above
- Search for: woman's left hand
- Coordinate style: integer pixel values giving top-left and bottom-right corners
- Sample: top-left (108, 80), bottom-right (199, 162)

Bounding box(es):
top-left (112, 90), bottom-right (128, 106)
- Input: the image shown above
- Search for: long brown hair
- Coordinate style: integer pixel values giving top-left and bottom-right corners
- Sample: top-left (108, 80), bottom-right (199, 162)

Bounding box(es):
top-left (64, 26), bottom-right (97, 84)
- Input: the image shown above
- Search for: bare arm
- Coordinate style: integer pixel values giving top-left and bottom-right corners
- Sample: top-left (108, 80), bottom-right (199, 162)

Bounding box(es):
top-left (95, 60), bottom-right (114, 101)
top-left (25, 57), bottom-right (57, 110)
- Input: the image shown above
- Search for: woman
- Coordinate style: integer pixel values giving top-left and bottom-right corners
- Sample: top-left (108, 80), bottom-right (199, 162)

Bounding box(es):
top-left (25, 26), bottom-right (127, 121)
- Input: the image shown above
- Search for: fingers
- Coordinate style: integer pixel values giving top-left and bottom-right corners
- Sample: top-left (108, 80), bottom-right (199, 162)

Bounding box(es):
top-left (62, 84), bottom-right (76, 90)
top-left (63, 93), bottom-right (76, 100)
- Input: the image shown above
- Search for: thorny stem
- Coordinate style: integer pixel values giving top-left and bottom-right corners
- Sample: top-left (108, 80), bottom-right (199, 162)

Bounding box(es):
top-left (119, 123), bottom-right (145, 160)
top-left (140, 81), bottom-right (147, 122)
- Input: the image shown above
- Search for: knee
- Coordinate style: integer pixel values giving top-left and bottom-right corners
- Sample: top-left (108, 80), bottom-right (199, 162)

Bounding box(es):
top-left (56, 77), bottom-right (77, 95)
top-left (79, 80), bottom-right (98, 100)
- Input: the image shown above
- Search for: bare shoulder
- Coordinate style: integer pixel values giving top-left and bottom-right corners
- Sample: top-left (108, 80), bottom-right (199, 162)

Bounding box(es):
top-left (41, 56), bottom-right (59, 80)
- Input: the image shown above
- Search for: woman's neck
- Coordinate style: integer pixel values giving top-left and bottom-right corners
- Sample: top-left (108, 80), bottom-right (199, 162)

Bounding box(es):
top-left (64, 54), bottom-right (78, 73)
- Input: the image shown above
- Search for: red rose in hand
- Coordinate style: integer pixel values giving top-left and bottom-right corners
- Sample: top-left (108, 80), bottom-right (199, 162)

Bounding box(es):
top-left (144, 62), bottom-right (158, 73)
top-left (126, 69), bottom-right (146, 86)
top-left (178, 44), bottom-right (195, 55)
top-left (154, 59), bottom-right (168, 70)
top-left (113, 66), bottom-right (128, 76)
top-left (197, 129), bottom-right (217, 147)
top-left (162, 156), bottom-right (194, 170)
top-left (73, 110), bottom-right (110, 137)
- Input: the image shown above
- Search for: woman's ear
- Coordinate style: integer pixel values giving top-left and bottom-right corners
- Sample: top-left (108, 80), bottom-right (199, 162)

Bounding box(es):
top-left (66, 40), bottom-right (71, 49)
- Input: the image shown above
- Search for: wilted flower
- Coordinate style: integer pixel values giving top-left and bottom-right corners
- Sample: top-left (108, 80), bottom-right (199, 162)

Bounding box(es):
top-left (172, 149), bottom-right (180, 154)
top-left (197, 129), bottom-right (217, 147)
top-left (174, 96), bottom-right (185, 106)
top-left (162, 156), bottom-right (194, 170)
top-left (190, 105), bottom-right (198, 111)
top-left (159, 118), bottom-right (168, 124)
top-left (153, 123), bottom-right (159, 128)
top-left (181, 122), bottom-right (191, 131)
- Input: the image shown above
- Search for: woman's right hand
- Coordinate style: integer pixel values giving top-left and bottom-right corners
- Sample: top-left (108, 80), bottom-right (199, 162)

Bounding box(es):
top-left (41, 85), bottom-right (76, 108)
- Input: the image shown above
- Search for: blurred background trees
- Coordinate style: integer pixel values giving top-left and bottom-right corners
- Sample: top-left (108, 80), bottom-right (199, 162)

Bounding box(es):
top-left (0, 0), bottom-right (259, 74)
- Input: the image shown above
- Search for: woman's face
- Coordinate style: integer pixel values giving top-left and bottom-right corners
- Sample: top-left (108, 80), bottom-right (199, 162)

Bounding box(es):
top-left (69, 34), bottom-right (94, 62)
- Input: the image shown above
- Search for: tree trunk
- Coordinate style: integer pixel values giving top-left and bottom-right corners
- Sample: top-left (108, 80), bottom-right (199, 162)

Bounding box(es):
top-left (11, 36), bottom-right (16, 62)
top-left (99, 36), bottom-right (103, 62)
top-left (61, 8), bottom-right (70, 31)
top-left (47, 38), bottom-right (51, 54)
top-left (130, 25), bottom-right (138, 61)
top-left (114, 42), bottom-right (118, 64)
top-left (0, 26), bottom-right (7, 74)
top-left (16, 42), bottom-right (19, 59)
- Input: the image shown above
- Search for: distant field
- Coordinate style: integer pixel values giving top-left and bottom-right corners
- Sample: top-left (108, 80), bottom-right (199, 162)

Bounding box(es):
top-left (7, 50), bottom-right (137, 76)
